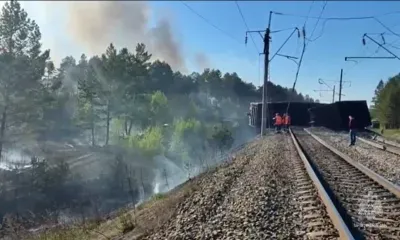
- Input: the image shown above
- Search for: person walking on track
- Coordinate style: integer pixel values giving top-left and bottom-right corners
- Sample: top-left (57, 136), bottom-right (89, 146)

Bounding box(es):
top-left (349, 115), bottom-right (357, 146)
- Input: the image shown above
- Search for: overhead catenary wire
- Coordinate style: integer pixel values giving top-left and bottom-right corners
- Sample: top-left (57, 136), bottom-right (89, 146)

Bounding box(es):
top-left (270, 28), bottom-right (300, 62)
top-left (343, 37), bottom-right (400, 76)
top-left (343, 20), bottom-right (400, 77)
top-left (235, 1), bottom-right (260, 53)
top-left (304, 1), bottom-right (315, 27)
top-left (276, 9), bottom-right (400, 43)
top-left (286, 1), bottom-right (327, 114)
top-left (307, 1), bottom-right (328, 42)
top-left (271, 27), bottom-right (300, 34)
top-left (274, 10), bottom-right (400, 21)
top-left (181, 1), bottom-right (243, 45)
top-left (373, 18), bottom-right (400, 38)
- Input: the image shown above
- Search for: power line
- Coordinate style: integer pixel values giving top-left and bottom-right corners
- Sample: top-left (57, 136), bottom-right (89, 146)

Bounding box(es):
top-left (270, 28), bottom-right (300, 62)
top-left (343, 20), bottom-right (400, 77)
top-left (284, 1), bottom-right (315, 113)
top-left (343, 37), bottom-right (400, 76)
top-left (307, 1), bottom-right (328, 42)
top-left (303, 9), bottom-right (400, 43)
top-left (274, 10), bottom-right (400, 21)
top-left (304, 1), bottom-right (315, 27)
top-left (373, 18), bottom-right (400, 38)
top-left (235, 1), bottom-right (259, 53)
top-left (362, 33), bottom-right (400, 60)
top-left (286, 1), bottom-right (327, 113)
top-left (181, 1), bottom-right (242, 44)
top-left (343, 45), bottom-right (381, 76)
top-left (385, 40), bottom-right (400, 50)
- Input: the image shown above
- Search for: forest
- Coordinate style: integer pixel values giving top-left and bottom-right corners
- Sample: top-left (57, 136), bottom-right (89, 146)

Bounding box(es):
top-left (0, 0), bottom-right (317, 234)
top-left (371, 75), bottom-right (400, 130)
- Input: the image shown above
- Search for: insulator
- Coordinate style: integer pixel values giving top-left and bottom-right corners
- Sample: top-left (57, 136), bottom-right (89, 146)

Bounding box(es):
top-left (245, 35), bottom-right (248, 45)
top-left (362, 38), bottom-right (366, 45)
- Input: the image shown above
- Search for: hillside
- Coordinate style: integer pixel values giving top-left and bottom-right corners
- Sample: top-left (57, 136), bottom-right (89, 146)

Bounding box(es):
top-left (19, 134), bottom-right (321, 239)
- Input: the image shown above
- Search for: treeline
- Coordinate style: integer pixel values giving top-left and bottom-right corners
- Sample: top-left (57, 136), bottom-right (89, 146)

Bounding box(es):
top-left (371, 75), bottom-right (400, 129)
top-left (0, 0), bottom-right (315, 158)
top-left (0, 0), bottom-right (317, 230)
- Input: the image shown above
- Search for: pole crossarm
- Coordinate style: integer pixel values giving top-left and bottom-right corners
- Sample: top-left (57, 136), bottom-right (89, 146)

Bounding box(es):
top-left (362, 34), bottom-right (400, 61)
top-left (276, 53), bottom-right (298, 59)
top-left (345, 56), bottom-right (396, 60)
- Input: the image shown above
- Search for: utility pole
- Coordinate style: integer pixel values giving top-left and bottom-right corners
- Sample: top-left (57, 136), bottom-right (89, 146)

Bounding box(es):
top-left (332, 85), bottom-right (335, 103)
top-left (339, 68), bottom-right (343, 102)
top-left (314, 78), bottom-right (342, 103)
top-left (260, 11), bottom-right (273, 136)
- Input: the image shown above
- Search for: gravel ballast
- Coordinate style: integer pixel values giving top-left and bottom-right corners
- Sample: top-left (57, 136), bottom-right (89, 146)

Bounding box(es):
top-left (142, 134), bottom-right (339, 239)
top-left (309, 127), bottom-right (400, 186)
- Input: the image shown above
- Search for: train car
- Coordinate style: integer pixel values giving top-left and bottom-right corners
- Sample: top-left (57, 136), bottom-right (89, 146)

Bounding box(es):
top-left (248, 101), bottom-right (326, 130)
top-left (308, 100), bottom-right (371, 130)
top-left (248, 102), bottom-right (262, 133)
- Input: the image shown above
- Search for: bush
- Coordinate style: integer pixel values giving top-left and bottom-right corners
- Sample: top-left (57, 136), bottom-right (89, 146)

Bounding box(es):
top-left (129, 126), bottom-right (164, 158)
top-left (118, 209), bottom-right (135, 234)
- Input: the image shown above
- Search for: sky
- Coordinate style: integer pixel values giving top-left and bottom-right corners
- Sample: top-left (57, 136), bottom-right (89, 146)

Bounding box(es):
top-left (3, 1), bottom-right (400, 105)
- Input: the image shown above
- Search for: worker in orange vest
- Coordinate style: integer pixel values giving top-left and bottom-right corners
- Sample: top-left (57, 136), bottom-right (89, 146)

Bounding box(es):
top-left (273, 113), bottom-right (283, 133)
top-left (282, 113), bottom-right (287, 132)
top-left (285, 114), bottom-right (291, 132)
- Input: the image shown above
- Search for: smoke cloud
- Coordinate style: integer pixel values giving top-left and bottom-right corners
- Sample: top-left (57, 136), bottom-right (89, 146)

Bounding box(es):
top-left (66, 1), bottom-right (186, 72)
top-left (195, 53), bottom-right (211, 70)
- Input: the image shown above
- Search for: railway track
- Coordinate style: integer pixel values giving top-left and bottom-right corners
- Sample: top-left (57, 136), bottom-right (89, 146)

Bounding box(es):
top-left (285, 134), bottom-right (343, 239)
top-left (291, 128), bottom-right (400, 240)
top-left (357, 135), bottom-right (400, 156)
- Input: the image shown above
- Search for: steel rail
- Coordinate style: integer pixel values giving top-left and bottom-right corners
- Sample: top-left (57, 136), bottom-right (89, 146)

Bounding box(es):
top-left (304, 128), bottom-right (400, 199)
top-left (357, 136), bottom-right (400, 156)
top-left (289, 128), bottom-right (354, 240)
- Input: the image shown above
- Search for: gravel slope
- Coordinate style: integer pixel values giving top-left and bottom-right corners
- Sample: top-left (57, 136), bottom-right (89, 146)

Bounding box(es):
top-left (309, 127), bottom-right (400, 186)
top-left (141, 134), bottom-right (338, 240)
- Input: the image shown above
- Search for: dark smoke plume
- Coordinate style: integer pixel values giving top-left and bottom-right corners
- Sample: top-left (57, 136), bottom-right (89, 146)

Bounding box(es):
top-left (66, 1), bottom-right (187, 72)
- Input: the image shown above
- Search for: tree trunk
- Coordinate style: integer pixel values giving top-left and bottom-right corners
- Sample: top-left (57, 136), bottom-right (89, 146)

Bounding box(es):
top-left (128, 119), bottom-right (133, 136)
top-left (91, 122), bottom-right (95, 146)
top-left (105, 103), bottom-right (110, 146)
top-left (0, 106), bottom-right (7, 160)
top-left (124, 117), bottom-right (128, 136)
top-left (124, 118), bottom-right (133, 136)
top-left (90, 105), bottom-right (95, 146)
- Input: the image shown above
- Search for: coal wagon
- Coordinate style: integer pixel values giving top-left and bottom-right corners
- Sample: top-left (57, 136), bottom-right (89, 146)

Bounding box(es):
top-left (308, 100), bottom-right (371, 130)
top-left (248, 101), bottom-right (326, 130)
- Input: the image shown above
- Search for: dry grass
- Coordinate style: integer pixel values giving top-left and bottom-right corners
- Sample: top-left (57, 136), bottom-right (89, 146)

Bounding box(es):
top-left (20, 168), bottom-right (211, 240)
top-left (18, 139), bottom-right (262, 240)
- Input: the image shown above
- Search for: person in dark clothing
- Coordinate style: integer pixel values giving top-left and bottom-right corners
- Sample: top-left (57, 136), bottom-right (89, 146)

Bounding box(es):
top-left (349, 115), bottom-right (357, 146)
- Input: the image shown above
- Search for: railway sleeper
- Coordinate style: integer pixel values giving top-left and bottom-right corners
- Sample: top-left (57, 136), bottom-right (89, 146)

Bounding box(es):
top-left (294, 129), bottom-right (400, 239)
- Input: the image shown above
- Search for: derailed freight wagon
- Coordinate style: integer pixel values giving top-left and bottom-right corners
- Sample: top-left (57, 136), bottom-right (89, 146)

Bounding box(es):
top-left (248, 101), bottom-right (326, 130)
top-left (308, 100), bottom-right (371, 130)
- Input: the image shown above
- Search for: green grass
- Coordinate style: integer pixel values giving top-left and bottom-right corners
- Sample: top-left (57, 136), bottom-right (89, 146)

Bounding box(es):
top-left (150, 193), bottom-right (166, 201)
top-left (372, 128), bottom-right (400, 141)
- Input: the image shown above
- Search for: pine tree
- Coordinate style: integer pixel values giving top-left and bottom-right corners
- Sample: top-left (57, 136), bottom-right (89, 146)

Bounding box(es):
top-left (0, 0), bottom-right (49, 158)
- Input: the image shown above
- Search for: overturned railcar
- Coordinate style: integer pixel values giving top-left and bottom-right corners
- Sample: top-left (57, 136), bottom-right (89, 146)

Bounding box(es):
top-left (308, 100), bottom-right (371, 130)
top-left (248, 101), bottom-right (326, 130)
